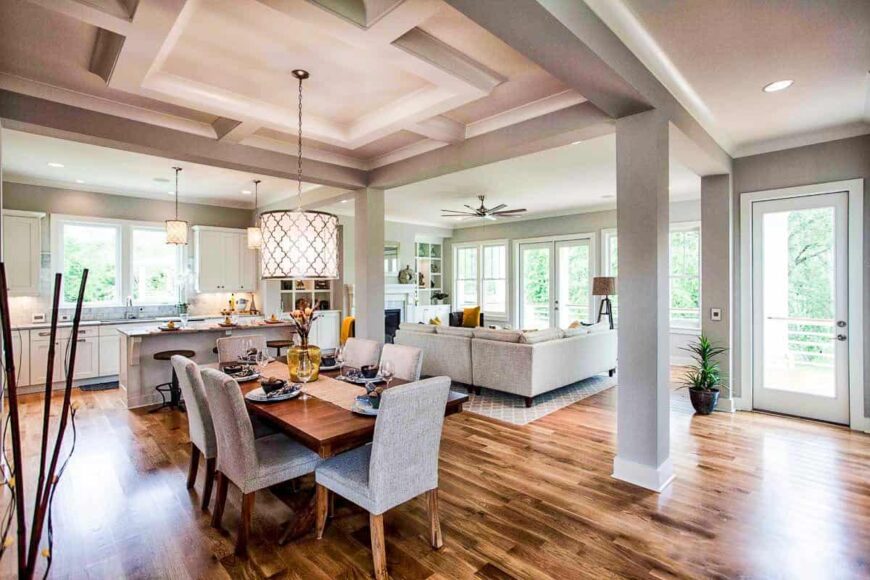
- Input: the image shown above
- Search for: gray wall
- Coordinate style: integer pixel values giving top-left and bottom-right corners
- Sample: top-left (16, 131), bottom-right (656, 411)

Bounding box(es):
top-left (732, 134), bottom-right (870, 417)
top-left (2, 182), bottom-right (254, 228)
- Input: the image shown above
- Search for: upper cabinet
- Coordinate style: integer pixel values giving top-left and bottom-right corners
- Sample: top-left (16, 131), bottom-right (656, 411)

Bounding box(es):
top-left (193, 226), bottom-right (258, 293)
top-left (2, 210), bottom-right (44, 296)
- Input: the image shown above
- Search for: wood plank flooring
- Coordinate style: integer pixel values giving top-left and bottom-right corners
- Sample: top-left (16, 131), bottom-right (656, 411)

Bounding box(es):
top-left (2, 376), bottom-right (869, 579)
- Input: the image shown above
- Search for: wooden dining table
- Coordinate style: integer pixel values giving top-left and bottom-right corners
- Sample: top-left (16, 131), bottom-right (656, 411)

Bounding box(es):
top-left (206, 359), bottom-right (468, 542)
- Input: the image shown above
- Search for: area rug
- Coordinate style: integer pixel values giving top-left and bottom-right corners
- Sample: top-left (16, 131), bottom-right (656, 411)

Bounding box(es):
top-left (457, 375), bottom-right (616, 425)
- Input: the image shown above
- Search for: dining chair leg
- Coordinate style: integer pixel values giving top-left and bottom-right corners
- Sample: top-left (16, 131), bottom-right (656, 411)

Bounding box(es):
top-left (427, 489), bottom-right (443, 549)
top-left (370, 513), bottom-right (388, 580)
top-left (211, 471), bottom-right (228, 529)
top-left (201, 457), bottom-right (216, 511)
top-left (235, 492), bottom-right (256, 557)
top-left (186, 444), bottom-right (201, 490)
top-left (315, 484), bottom-right (329, 540)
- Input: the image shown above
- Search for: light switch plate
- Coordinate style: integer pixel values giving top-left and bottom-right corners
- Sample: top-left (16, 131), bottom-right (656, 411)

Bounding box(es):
top-left (60, 314), bottom-right (72, 322)
top-left (32, 313), bottom-right (46, 323)
top-left (710, 308), bottom-right (722, 321)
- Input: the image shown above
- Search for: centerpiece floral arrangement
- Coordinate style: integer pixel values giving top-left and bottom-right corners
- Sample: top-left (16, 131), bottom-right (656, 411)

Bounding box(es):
top-left (288, 304), bottom-right (321, 348)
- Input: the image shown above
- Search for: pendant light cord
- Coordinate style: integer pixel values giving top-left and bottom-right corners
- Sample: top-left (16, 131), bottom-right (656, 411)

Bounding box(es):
top-left (296, 73), bottom-right (303, 210)
top-left (173, 167), bottom-right (182, 219)
top-left (253, 179), bottom-right (261, 221)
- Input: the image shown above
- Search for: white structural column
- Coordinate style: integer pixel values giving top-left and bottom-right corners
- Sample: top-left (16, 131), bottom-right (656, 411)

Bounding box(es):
top-left (612, 110), bottom-right (674, 492)
top-left (353, 188), bottom-right (385, 342)
top-left (701, 174), bottom-right (735, 412)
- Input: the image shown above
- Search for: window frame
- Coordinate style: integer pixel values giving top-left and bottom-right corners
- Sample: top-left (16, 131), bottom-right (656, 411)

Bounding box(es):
top-left (452, 240), bottom-right (509, 320)
top-left (52, 215), bottom-right (186, 308)
top-left (668, 221), bottom-right (702, 331)
top-left (600, 228), bottom-right (619, 327)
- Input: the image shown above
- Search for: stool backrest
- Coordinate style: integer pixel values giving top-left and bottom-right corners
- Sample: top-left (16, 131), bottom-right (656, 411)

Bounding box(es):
top-left (171, 355), bottom-right (217, 458)
top-left (216, 334), bottom-right (267, 363)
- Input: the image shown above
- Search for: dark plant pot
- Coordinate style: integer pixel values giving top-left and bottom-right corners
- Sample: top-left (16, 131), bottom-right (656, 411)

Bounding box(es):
top-left (689, 388), bottom-right (720, 415)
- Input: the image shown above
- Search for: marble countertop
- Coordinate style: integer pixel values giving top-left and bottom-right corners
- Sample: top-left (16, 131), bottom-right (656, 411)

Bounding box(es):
top-left (117, 320), bottom-right (296, 338)
top-left (13, 314), bottom-right (260, 331)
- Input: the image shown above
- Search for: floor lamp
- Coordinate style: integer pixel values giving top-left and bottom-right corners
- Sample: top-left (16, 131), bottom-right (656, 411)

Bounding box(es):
top-left (593, 276), bottom-right (616, 329)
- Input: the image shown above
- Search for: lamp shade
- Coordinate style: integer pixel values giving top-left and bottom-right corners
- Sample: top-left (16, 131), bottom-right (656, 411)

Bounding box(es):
top-left (592, 276), bottom-right (616, 296)
top-left (247, 226), bottom-right (262, 250)
top-left (260, 209), bottom-right (339, 279)
top-left (165, 219), bottom-right (188, 245)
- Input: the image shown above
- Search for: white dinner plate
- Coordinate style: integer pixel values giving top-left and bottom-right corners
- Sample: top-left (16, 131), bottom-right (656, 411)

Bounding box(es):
top-left (345, 374), bottom-right (385, 384)
top-left (319, 364), bottom-right (340, 371)
top-left (230, 371), bottom-right (260, 382)
top-left (351, 400), bottom-right (379, 416)
top-left (245, 386), bottom-right (300, 403)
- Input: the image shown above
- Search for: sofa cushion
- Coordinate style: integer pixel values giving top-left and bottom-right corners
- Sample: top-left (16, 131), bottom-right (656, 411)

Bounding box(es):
top-left (461, 306), bottom-right (481, 328)
top-left (398, 322), bottom-right (436, 334)
top-left (520, 327), bottom-right (563, 344)
top-left (473, 328), bottom-right (523, 343)
top-left (563, 326), bottom-right (590, 337)
top-left (435, 326), bottom-right (474, 338)
top-left (586, 322), bottom-right (611, 334)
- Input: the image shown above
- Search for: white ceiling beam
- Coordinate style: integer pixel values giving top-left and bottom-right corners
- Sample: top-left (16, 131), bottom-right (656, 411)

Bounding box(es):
top-left (25, 0), bottom-right (133, 35)
top-left (466, 90), bottom-right (586, 139)
top-left (408, 116), bottom-right (465, 144)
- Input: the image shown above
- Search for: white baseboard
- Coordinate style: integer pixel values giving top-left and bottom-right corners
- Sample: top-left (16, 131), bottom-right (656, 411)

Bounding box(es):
top-left (715, 397), bottom-right (737, 413)
top-left (612, 456), bottom-right (675, 492)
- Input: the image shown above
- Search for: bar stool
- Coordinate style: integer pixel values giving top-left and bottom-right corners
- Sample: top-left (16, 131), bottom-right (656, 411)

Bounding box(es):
top-left (151, 349), bottom-right (196, 412)
top-left (267, 340), bottom-right (292, 359)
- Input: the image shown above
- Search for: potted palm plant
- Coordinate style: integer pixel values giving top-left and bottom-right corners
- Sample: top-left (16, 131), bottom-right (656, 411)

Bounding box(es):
top-left (681, 335), bottom-right (727, 415)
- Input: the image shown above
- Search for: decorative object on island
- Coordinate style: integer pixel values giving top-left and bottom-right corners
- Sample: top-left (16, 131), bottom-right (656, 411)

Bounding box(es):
top-left (398, 265), bottom-right (414, 284)
top-left (0, 264), bottom-right (88, 578)
top-left (165, 166), bottom-right (188, 245)
top-left (432, 292), bottom-right (448, 304)
top-left (592, 276), bottom-right (617, 329)
top-left (247, 179), bottom-right (263, 250)
top-left (286, 304), bottom-right (322, 382)
top-left (260, 69), bottom-right (338, 279)
top-left (440, 195), bottom-right (527, 220)
top-left (681, 335), bottom-right (727, 415)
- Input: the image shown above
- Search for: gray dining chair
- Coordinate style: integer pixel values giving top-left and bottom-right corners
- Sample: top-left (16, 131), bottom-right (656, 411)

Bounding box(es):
top-left (314, 376), bottom-right (451, 580)
top-left (342, 337), bottom-right (382, 369)
top-left (216, 334), bottom-right (267, 364)
top-left (171, 355), bottom-right (217, 510)
top-left (201, 368), bottom-right (323, 556)
top-left (379, 343), bottom-right (423, 382)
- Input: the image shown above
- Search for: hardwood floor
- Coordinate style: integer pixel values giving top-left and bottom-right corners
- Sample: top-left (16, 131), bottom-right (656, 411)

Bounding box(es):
top-left (3, 377), bottom-right (869, 579)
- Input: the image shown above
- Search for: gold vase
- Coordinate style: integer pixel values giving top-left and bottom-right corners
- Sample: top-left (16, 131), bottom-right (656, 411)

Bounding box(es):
top-left (287, 341), bottom-right (321, 382)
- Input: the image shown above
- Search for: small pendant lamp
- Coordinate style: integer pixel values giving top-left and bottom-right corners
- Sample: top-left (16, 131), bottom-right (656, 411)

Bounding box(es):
top-left (165, 166), bottom-right (188, 245)
top-left (247, 179), bottom-right (263, 250)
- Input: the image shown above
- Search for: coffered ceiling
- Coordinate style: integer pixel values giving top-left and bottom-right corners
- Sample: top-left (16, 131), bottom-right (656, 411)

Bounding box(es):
top-left (0, 0), bottom-right (584, 171)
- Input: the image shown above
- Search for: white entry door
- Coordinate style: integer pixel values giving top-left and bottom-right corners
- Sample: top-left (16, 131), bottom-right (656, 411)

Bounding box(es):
top-left (751, 192), bottom-right (849, 424)
top-left (518, 237), bottom-right (592, 330)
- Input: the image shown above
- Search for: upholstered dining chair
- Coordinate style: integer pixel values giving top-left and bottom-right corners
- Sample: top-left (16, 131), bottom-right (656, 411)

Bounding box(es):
top-left (216, 334), bottom-right (267, 364)
top-left (201, 368), bottom-right (323, 556)
top-left (171, 355), bottom-right (217, 510)
top-left (314, 376), bottom-right (451, 580)
top-left (379, 343), bottom-right (423, 382)
top-left (342, 337), bottom-right (382, 370)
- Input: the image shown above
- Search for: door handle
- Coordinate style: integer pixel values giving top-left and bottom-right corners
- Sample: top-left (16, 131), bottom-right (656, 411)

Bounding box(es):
top-left (836, 334), bottom-right (847, 341)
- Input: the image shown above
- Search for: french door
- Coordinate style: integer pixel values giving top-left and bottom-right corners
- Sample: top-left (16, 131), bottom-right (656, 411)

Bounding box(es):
top-left (751, 192), bottom-right (849, 424)
top-left (518, 237), bottom-right (592, 330)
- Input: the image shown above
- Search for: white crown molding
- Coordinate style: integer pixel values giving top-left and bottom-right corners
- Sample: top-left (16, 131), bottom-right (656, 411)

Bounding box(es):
top-left (465, 90), bottom-right (587, 139)
top-left (582, 0), bottom-right (734, 155)
top-left (733, 121), bottom-right (870, 158)
top-left (408, 115), bottom-right (466, 143)
top-left (240, 134), bottom-right (368, 170)
top-left (0, 73), bottom-right (217, 138)
top-left (366, 138), bottom-right (449, 169)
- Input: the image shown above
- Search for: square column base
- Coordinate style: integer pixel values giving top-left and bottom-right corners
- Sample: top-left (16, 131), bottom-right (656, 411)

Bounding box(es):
top-left (612, 456), bottom-right (675, 492)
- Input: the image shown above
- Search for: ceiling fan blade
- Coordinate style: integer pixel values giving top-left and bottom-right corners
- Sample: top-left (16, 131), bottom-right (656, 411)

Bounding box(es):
top-left (492, 208), bottom-right (527, 214)
top-left (441, 213), bottom-right (477, 218)
top-left (441, 209), bottom-right (475, 214)
top-left (463, 205), bottom-right (478, 212)
top-left (487, 204), bottom-right (507, 213)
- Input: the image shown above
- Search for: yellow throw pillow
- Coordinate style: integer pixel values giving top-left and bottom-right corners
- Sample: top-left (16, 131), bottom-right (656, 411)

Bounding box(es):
top-left (462, 306), bottom-right (480, 328)
top-left (428, 316), bottom-right (441, 326)
top-left (568, 320), bottom-right (582, 329)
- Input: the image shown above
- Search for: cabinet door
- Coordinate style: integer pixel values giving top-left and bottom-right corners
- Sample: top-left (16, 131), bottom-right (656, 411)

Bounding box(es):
top-left (316, 312), bottom-right (340, 351)
top-left (99, 335), bottom-right (120, 376)
top-left (30, 340), bottom-right (66, 384)
top-left (197, 230), bottom-right (226, 292)
top-left (222, 233), bottom-right (241, 291)
top-left (70, 338), bottom-right (100, 380)
top-left (3, 215), bottom-right (41, 296)
top-left (10, 331), bottom-right (30, 386)
top-left (238, 236), bottom-right (258, 292)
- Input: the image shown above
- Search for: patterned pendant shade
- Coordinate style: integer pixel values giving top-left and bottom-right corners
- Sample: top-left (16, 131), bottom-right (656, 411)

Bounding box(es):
top-left (260, 209), bottom-right (338, 279)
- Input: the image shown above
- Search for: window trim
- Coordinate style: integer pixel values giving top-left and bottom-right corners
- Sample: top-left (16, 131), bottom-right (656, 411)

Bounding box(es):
top-left (669, 221), bottom-right (702, 330)
top-left (51, 214), bottom-right (186, 308)
top-left (453, 239), bottom-right (509, 320)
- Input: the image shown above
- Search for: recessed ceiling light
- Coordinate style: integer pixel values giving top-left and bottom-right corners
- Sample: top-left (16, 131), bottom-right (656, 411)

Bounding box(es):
top-left (75, 179), bottom-right (85, 184)
top-left (763, 80), bottom-right (793, 93)
top-left (47, 162), bottom-right (64, 168)
top-left (241, 190), bottom-right (252, 195)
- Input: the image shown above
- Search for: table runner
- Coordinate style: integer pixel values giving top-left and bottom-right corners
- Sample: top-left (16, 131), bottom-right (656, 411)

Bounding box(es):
top-left (256, 361), bottom-right (366, 411)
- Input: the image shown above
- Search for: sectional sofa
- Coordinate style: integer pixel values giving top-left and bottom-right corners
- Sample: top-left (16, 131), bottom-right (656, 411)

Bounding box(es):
top-left (394, 323), bottom-right (617, 407)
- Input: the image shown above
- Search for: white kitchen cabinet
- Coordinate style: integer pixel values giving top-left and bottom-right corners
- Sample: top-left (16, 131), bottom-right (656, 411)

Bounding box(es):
top-left (98, 335), bottom-right (120, 376)
top-left (310, 310), bottom-right (340, 351)
top-left (193, 227), bottom-right (257, 293)
top-left (30, 339), bottom-right (66, 384)
top-left (2, 210), bottom-right (44, 296)
top-left (30, 327), bottom-right (100, 384)
top-left (69, 337), bottom-right (100, 380)
top-left (9, 330), bottom-right (30, 386)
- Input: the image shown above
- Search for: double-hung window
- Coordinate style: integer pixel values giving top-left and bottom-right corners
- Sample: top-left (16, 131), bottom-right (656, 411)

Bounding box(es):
top-left (453, 241), bottom-right (508, 318)
top-left (601, 228), bottom-right (618, 326)
top-left (130, 227), bottom-right (181, 305)
top-left (59, 221), bottom-right (122, 306)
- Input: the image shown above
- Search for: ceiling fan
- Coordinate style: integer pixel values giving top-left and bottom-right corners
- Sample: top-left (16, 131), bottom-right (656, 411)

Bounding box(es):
top-left (441, 195), bottom-right (527, 221)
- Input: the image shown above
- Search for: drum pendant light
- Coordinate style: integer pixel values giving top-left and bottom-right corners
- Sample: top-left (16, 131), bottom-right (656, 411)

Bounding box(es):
top-left (247, 179), bottom-right (263, 250)
top-left (165, 166), bottom-right (188, 245)
top-left (260, 69), bottom-right (338, 279)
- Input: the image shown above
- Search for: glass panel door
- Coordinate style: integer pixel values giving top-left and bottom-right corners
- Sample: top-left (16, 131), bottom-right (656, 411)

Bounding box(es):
top-left (751, 191), bottom-right (849, 424)
top-left (555, 239), bottom-right (591, 328)
top-left (519, 242), bottom-right (552, 330)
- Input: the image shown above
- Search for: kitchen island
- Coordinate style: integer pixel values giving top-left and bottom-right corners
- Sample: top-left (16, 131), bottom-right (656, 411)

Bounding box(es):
top-left (119, 320), bottom-right (296, 409)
